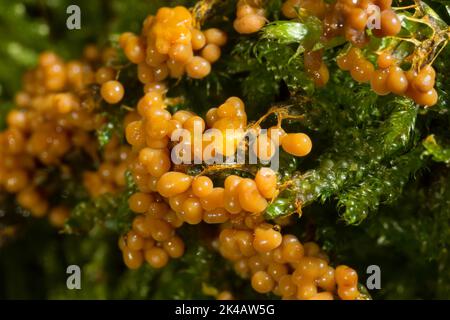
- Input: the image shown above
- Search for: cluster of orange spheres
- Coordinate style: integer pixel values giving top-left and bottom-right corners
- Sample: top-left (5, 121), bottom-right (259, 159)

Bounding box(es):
top-left (124, 93), bottom-right (311, 214)
top-left (119, 191), bottom-right (185, 269)
top-left (118, 87), bottom-right (361, 300)
top-left (83, 135), bottom-right (132, 198)
top-left (282, 0), bottom-right (401, 47)
top-left (234, 0), bottom-right (267, 34)
top-left (0, 47), bottom-right (121, 226)
top-left (120, 92), bottom-right (315, 272)
top-left (116, 5), bottom-right (227, 85)
top-left (100, 5), bottom-right (230, 105)
top-left (337, 47), bottom-right (439, 106)
top-left (218, 226), bottom-right (363, 300)
top-left (281, 0), bottom-right (401, 87)
top-left (129, 94), bottom-right (311, 164)
top-left (282, 0), bottom-right (438, 106)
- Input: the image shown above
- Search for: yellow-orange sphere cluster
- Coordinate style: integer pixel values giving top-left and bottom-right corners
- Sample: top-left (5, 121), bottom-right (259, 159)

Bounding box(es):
top-left (337, 47), bottom-right (439, 106)
top-left (119, 90), bottom-right (348, 299)
top-left (282, 0), bottom-right (403, 90)
top-left (234, 0), bottom-right (267, 34)
top-left (118, 6), bottom-right (227, 82)
top-left (0, 47), bottom-right (119, 226)
top-left (121, 93), bottom-right (313, 275)
top-left (118, 192), bottom-right (185, 269)
top-left (282, 1), bottom-right (437, 106)
top-left (154, 169), bottom-right (277, 221)
top-left (83, 135), bottom-right (132, 198)
top-left (124, 94), bottom-right (312, 216)
top-left (283, 0), bottom-right (402, 46)
top-left (217, 226), bottom-right (362, 300)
